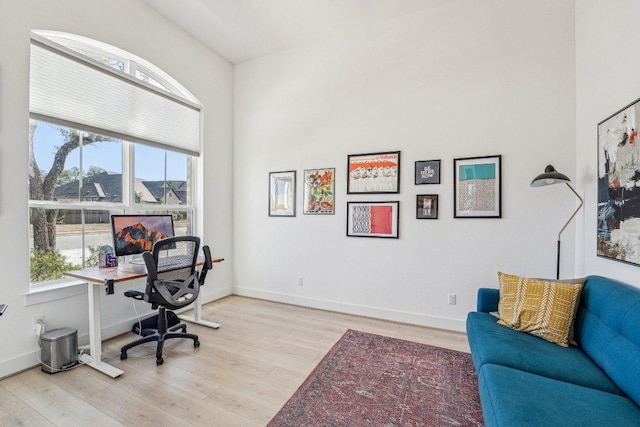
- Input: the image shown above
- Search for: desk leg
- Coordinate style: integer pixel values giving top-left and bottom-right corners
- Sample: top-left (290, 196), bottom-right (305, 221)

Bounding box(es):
top-left (179, 298), bottom-right (221, 329)
top-left (81, 281), bottom-right (123, 378)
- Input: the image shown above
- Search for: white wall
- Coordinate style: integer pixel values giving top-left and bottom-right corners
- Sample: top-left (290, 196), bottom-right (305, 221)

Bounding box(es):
top-left (233, 0), bottom-right (577, 331)
top-left (0, 0), bottom-right (233, 377)
top-left (11, 0), bottom-right (635, 380)
top-left (575, 0), bottom-right (640, 287)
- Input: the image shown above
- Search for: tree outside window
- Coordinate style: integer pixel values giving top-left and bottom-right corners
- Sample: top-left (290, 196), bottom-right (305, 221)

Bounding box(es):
top-left (28, 32), bottom-right (199, 284)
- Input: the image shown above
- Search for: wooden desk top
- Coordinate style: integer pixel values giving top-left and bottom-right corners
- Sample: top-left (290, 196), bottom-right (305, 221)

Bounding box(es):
top-left (65, 258), bottom-right (224, 284)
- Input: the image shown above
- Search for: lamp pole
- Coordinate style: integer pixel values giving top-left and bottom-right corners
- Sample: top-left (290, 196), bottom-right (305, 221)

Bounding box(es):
top-left (555, 183), bottom-right (583, 279)
top-left (531, 165), bottom-right (584, 280)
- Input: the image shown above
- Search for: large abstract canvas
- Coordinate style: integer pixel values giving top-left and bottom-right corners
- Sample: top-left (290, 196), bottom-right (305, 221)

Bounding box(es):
top-left (598, 99), bottom-right (640, 266)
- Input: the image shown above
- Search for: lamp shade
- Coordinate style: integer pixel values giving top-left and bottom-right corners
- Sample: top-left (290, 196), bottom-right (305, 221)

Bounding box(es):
top-left (530, 165), bottom-right (571, 187)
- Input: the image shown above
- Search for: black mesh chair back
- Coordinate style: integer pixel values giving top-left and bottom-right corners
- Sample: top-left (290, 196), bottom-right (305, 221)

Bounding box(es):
top-left (144, 236), bottom-right (201, 310)
top-left (121, 235), bottom-right (212, 365)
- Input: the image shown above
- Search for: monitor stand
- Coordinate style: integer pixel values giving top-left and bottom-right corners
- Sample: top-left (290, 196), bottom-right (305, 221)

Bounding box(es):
top-left (117, 256), bottom-right (147, 274)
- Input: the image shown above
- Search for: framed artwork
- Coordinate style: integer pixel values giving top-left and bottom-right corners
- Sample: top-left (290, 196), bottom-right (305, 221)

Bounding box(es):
top-left (597, 97), bottom-right (640, 266)
top-left (269, 171), bottom-right (296, 217)
top-left (347, 151), bottom-right (400, 194)
top-left (346, 201), bottom-right (399, 238)
top-left (415, 160), bottom-right (441, 184)
top-left (454, 155), bottom-right (501, 218)
top-left (303, 168), bottom-right (335, 215)
top-left (416, 195), bottom-right (438, 219)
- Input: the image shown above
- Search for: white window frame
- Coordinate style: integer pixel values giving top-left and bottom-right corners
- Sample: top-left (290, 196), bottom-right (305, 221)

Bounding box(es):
top-left (28, 31), bottom-right (202, 291)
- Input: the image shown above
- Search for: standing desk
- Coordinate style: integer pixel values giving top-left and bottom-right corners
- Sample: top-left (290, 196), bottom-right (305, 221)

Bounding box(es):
top-left (65, 257), bottom-right (223, 378)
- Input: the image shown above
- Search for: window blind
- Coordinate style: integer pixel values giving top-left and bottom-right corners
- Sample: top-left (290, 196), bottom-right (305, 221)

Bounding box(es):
top-left (29, 35), bottom-right (202, 156)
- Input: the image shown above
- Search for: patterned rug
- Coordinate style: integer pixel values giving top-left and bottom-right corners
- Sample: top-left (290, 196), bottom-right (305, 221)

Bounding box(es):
top-left (268, 329), bottom-right (483, 427)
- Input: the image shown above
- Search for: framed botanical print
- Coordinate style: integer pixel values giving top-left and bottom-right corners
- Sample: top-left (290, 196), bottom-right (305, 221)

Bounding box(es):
top-left (346, 201), bottom-right (399, 238)
top-left (269, 171), bottom-right (296, 217)
top-left (347, 151), bottom-right (400, 194)
top-left (303, 168), bottom-right (335, 215)
top-left (415, 160), bottom-right (441, 184)
top-left (454, 155), bottom-right (501, 218)
top-left (416, 195), bottom-right (438, 219)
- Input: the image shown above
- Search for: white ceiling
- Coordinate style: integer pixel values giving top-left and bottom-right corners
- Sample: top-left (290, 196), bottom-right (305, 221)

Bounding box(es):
top-left (143, 0), bottom-right (453, 64)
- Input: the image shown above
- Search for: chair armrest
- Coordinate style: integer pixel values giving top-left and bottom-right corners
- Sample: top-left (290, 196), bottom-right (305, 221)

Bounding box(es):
top-left (124, 290), bottom-right (145, 300)
top-left (477, 288), bottom-right (500, 313)
top-left (198, 245), bottom-right (213, 286)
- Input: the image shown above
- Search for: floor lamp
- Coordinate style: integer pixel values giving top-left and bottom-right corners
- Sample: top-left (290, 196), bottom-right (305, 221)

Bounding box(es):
top-left (531, 165), bottom-right (584, 279)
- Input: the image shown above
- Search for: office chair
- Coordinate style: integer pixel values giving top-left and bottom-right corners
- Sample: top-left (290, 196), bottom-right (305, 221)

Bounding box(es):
top-left (120, 236), bottom-right (213, 365)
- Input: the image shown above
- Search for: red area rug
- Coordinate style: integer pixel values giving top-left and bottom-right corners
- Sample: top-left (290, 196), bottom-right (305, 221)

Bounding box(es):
top-left (268, 329), bottom-right (483, 427)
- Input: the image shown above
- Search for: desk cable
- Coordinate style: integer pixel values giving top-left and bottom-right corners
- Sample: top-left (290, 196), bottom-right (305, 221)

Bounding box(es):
top-left (132, 298), bottom-right (143, 337)
top-left (35, 300), bottom-right (153, 370)
top-left (98, 299), bottom-right (156, 362)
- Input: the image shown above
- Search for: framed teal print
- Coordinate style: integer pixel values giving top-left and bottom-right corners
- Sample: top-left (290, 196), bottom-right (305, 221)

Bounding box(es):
top-left (454, 155), bottom-right (501, 218)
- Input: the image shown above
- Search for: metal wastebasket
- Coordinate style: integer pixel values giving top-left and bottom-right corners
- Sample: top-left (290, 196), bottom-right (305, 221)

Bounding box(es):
top-left (40, 327), bottom-right (78, 373)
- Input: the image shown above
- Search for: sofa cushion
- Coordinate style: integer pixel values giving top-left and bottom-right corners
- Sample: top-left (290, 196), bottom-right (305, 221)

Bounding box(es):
top-left (534, 276), bottom-right (587, 345)
top-left (497, 272), bottom-right (583, 347)
top-left (466, 311), bottom-right (622, 395)
top-left (575, 275), bottom-right (640, 406)
top-left (477, 364), bottom-right (640, 427)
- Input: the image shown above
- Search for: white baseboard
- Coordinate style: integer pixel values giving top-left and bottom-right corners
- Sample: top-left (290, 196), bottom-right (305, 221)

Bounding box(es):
top-left (199, 286), bottom-right (234, 306)
top-left (233, 287), bottom-right (466, 332)
top-left (2, 286), bottom-right (460, 379)
top-left (0, 287), bottom-right (233, 380)
top-left (99, 286), bottom-right (233, 341)
top-left (0, 352), bottom-right (40, 380)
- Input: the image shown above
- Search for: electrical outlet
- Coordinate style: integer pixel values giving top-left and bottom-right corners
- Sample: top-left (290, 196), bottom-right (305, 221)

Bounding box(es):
top-left (447, 294), bottom-right (457, 305)
top-left (33, 315), bottom-right (45, 335)
top-left (298, 276), bottom-right (304, 286)
top-left (36, 319), bottom-right (45, 336)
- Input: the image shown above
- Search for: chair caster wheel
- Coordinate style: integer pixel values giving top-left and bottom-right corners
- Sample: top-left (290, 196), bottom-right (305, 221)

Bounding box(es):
top-left (194, 340), bottom-right (200, 348)
top-left (156, 357), bottom-right (164, 366)
top-left (120, 352), bottom-right (127, 360)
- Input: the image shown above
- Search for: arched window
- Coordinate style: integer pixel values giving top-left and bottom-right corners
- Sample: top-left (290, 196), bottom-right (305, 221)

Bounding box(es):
top-left (35, 30), bottom-right (197, 101)
top-left (28, 31), bottom-right (202, 285)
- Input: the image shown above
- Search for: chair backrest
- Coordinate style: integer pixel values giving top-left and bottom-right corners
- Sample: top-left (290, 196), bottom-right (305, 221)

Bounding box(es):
top-left (153, 236), bottom-right (200, 280)
top-left (143, 236), bottom-right (201, 310)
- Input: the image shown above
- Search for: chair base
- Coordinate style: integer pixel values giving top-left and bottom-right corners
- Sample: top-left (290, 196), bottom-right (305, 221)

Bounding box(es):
top-left (120, 308), bottom-right (200, 365)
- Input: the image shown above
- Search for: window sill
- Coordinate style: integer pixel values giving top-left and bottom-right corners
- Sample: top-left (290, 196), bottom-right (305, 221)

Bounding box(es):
top-left (25, 279), bottom-right (88, 306)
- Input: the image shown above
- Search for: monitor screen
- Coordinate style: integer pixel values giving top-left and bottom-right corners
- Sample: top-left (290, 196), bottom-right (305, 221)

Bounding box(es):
top-left (110, 214), bottom-right (175, 257)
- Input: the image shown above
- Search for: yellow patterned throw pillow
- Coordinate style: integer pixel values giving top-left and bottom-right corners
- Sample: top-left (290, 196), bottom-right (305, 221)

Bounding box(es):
top-left (497, 272), bottom-right (583, 347)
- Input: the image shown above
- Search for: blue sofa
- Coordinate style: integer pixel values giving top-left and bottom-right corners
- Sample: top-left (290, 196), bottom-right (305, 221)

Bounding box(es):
top-left (466, 275), bottom-right (640, 426)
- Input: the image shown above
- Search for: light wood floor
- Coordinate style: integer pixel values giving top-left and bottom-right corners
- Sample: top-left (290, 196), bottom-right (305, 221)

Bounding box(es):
top-left (0, 296), bottom-right (469, 426)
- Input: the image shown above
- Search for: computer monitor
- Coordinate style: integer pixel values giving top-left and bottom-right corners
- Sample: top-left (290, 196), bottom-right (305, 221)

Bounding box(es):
top-left (110, 214), bottom-right (175, 258)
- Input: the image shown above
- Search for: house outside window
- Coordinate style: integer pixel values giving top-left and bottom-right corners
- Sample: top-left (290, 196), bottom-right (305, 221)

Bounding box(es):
top-left (28, 31), bottom-right (201, 285)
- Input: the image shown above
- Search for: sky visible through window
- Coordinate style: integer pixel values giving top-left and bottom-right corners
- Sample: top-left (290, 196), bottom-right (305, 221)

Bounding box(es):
top-left (33, 122), bottom-right (187, 181)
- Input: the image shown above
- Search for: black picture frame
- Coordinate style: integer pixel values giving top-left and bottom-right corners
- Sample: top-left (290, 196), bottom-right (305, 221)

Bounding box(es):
top-left (453, 155), bottom-right (501, 218)
top-left (347, 151), bottom-right (400, 194)
top-left (346, 201), bottom-right (399, 238)
top-left (415, 160), bottom-right (441, 185)
top-left (416, 195), bottom-right (438, 219)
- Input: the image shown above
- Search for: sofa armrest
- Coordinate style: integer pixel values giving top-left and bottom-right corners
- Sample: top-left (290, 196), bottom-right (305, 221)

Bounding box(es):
top-left (477, 288), bottom-right (500, 313)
